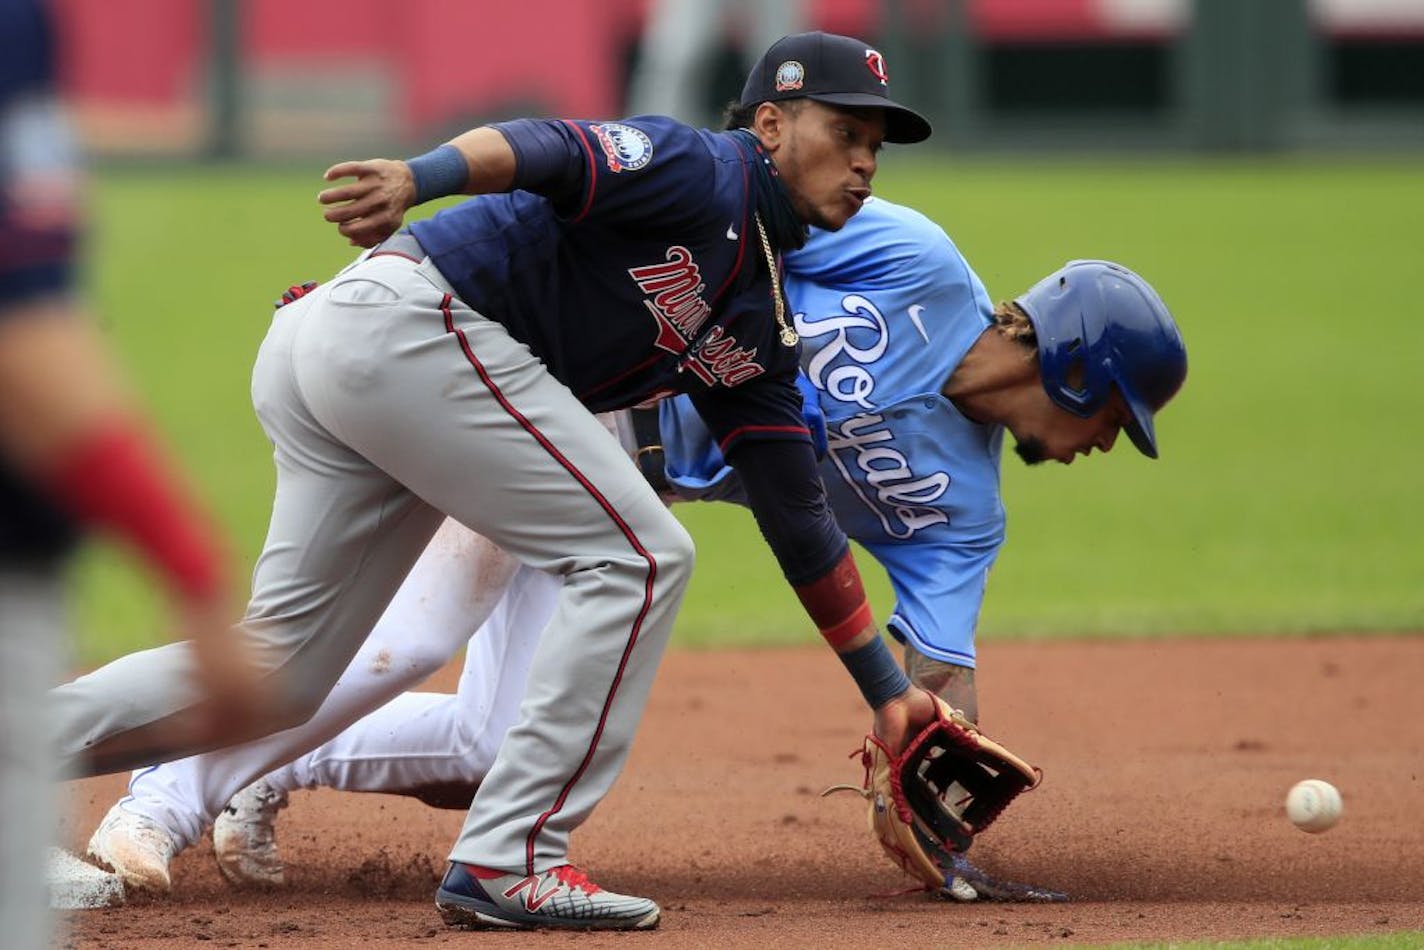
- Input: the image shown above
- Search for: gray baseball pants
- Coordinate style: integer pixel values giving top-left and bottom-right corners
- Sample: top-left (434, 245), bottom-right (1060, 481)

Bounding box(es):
top-left (1, 569), bottom-right (66, 950)
top-left (50, 250), bottom-right (694, 873)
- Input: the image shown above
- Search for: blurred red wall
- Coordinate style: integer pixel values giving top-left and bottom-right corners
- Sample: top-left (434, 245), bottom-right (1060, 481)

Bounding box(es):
top-left (44, 0), bottom-right (1167, 131)
top-left (50, 0), bottom-right (1419, 138)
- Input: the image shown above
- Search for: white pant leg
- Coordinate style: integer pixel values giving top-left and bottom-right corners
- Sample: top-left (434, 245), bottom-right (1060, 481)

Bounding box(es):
top-left (264, 564), bottom-right (559, 801)
top-left (119, 519), bottom-right (520, 850)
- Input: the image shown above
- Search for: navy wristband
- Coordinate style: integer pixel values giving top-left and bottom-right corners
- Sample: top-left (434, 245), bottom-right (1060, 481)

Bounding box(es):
top-left (406, 144), bottom-right (468, 204)
top-left (838, 636), bottom-right (912, 709)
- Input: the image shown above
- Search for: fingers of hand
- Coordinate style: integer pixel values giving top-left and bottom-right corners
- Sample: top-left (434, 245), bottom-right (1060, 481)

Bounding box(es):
top-left (320, 187), bottom-right (381, 221)
top-left (322, 160), bottom-right (368, 182)
top-left (325, 202), bottom-right (398, 248)
top-left (337, 219), bottom-right (389, 249)
top-left (319, 182), bottom-right (397, 249)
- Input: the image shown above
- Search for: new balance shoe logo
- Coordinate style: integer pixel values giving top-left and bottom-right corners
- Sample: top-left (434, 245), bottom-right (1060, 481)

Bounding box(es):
top-left (436, 861), bottom-right (659, 931)
top-left (503, 873), bottom-right (565, 912)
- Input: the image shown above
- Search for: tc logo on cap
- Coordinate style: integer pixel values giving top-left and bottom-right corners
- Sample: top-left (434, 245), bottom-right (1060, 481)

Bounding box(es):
top-left (774, 60), bottom-right (805, 92)
top-left (865, 49), bottom-right (889, 86)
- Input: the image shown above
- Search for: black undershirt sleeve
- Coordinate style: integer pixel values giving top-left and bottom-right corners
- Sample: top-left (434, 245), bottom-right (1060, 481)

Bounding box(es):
top-left (724, 437), bottom-right (848, 588)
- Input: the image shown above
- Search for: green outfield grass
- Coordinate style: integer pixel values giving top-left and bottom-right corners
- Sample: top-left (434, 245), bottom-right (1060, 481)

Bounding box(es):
top-left (71, 157), bottom-right (1424, 663)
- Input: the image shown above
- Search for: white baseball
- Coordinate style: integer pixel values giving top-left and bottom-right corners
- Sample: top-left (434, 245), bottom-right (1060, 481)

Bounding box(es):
top-left (1285, 779), bottom-right (1342, 833)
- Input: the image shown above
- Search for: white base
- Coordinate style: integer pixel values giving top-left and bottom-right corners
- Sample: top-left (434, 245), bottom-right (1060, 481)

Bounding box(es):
top-left (46, 847), bottom-right (125, 909)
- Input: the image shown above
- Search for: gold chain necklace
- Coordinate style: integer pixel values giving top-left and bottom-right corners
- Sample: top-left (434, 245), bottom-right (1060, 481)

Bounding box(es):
top-left (754, 213), bottom-right (798, 347)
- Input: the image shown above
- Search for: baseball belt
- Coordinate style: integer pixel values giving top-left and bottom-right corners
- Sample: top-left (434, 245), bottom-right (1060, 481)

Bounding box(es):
top-left (629, 407), bottom-right (669, 495)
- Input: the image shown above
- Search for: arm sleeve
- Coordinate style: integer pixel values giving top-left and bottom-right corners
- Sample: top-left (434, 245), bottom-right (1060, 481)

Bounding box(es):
top-left (727, 437), bottom-right (847, 587)
top-left (657, 371), bottom-right (827, 505)
top-left (488, 119), bottom-right (587, 212)
top-left (492, 116), bottom-right (715, 227)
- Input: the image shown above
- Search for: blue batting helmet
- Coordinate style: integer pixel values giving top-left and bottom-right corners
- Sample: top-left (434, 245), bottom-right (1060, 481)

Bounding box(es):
top-left (1014, 260), bottom-right (1187, 459)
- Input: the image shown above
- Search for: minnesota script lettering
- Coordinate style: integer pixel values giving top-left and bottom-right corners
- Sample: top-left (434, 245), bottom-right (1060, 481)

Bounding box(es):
top-left (628, 247), bottom-right (765, 387)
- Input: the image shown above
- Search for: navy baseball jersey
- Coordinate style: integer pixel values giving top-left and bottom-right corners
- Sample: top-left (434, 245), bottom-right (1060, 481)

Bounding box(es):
top-left (410, 117), bottom-right (808, 456)
top-left (0, 0), bottom-right (76, 309)
top-left (0, 0), bottom-right (82, 564)
top-left (660, 197), bottom-right (1005, 667)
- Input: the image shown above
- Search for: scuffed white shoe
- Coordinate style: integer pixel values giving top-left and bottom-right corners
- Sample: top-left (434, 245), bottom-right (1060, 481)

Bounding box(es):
top-left (212, 778), bottom-right (289, 888)
top-left (86, 802), bottom-right (177, 894)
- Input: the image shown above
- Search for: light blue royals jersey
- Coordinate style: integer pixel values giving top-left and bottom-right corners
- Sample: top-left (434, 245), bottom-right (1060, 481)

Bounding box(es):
top-left (660, 197), bottom-right (1004, 667)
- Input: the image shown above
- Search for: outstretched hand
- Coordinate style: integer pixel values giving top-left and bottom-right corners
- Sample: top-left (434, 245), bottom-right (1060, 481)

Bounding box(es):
top-left (318, 159), bottom-right (416, 248)
top-left (872, 686), bottom-right (942, 755)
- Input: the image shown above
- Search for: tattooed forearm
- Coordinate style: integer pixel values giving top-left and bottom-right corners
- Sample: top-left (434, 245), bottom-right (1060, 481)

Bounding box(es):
top-left (903, 646), bottom-right (978, 724)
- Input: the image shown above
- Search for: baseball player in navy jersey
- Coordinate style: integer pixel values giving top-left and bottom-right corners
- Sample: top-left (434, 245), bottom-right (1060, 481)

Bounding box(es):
top-left (83, 197), bottom-right (1187, 906)
top-left (2, 1), bottom-right (262, 945)
top-left (52, 32), bottom-right (942, 930)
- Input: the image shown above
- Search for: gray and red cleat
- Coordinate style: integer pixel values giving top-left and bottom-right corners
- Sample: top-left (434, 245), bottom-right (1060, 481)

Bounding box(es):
top-left (435, 861), bottom-right (660, 930)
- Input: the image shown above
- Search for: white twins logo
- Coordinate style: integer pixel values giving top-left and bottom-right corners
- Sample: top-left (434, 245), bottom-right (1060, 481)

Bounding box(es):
top-left (799, 293), bottom-right (949, 538)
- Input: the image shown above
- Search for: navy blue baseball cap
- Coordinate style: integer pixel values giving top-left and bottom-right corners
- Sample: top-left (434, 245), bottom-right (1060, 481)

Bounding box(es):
top-left (740, 31), bottom-right (932, 144)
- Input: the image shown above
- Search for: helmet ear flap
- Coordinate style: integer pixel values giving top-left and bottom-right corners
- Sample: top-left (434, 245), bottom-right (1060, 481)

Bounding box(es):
top-left (1033, 319), bottom-right (1106, 419)
top-left (1049, 338), bottom-right (1097, 415)
top-left (1061, 339), bottom-right (1086, 393)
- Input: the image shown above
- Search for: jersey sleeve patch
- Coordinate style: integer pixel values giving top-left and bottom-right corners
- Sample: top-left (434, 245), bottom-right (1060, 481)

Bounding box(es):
top-left (590, 123), bottom-right (653, 173)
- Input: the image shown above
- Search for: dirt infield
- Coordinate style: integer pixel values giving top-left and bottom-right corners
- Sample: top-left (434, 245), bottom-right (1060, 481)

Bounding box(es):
top-left (58, 635), bottom-right (1424, 948)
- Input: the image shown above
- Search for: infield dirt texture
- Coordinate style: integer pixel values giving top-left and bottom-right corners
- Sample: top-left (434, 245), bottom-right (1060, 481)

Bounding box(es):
top-left (60, 636), bottom-right (1423, 947)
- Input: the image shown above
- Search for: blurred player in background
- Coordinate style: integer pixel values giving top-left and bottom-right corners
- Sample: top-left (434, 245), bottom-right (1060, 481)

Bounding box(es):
top-left (0, 0), bottom-right (261, 946)
top-left (629, 0), bottom-right (805, 128)
top-left (85, 195), bottom-right (1186, 906)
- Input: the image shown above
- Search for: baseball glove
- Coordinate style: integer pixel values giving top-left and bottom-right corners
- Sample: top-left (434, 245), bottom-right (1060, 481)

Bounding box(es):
top-left (273, 280), bottom-right (319, 309)
top-left (824, 694), bottom-right (1042, 891)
